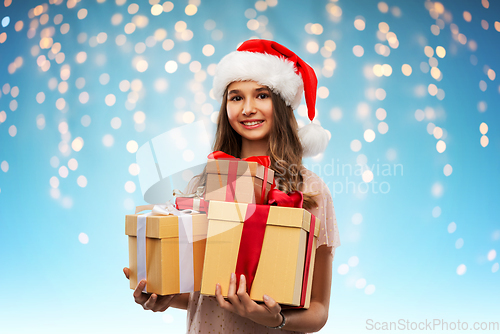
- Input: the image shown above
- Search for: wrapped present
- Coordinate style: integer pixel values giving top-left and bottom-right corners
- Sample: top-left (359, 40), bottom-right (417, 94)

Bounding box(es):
top-left (205, 151), bottom-right (274, 205)
top-left (175, 197), bottom-right (209, 213)
top-left (125, 203), bottom-right (208, 295)
top-left (200, 190), bottom-right (319, 308)
top-left (173, 187), bottom-right (209, 213)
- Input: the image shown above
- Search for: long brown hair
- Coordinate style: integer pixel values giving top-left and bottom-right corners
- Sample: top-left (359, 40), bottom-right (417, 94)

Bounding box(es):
top-left (193, 86), bottom-right (317, 209)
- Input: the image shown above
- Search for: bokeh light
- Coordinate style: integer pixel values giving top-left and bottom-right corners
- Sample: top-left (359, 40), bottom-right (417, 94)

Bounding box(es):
top-left (124, 181), bottom-right (136, 193)
top-left (77, 175), bottom-right (88, 188)
top-left (102, 134), bottom-right (114, 147)
top-left (350, 139), bottom-right (362, 152)
top-left (456, 264), bottom-right (467, 275)
top-left (443, 164), bottom-right (453, 176)
top-left (68, 158), bottom-right (78, 171)
top-left (363, 129), bottom-right (376, 142)
top-left (337, 264), bottom-right (349, 275)
top-left (355, 278), bottom-right (366, 289)
top-left (1, 161), bottom-right (9, 173)
top-left (448, 222), bottom-right (457, 233)
top-left (364, 285), bottom-right (376, 295)
top-left (72, 137), bottom-right (84, 152)
top-left (126, 140), bottom-right (139, 153)
top-left (165, 60), bottom-right (178, 73)
top-left (487, 250), bottom-right (497, 261)
top-left (362, 170), bottom-right (374, 183)
top-left (352, 45), bottom-right (364, 57)
top-left (78, 232), bottom-right (89, 244)
top-left (354, 16), bottom-right (365, 31)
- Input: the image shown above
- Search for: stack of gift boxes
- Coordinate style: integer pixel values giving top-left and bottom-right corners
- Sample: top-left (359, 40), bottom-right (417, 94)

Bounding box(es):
top-left (125, 151), bottom-right (320, 308)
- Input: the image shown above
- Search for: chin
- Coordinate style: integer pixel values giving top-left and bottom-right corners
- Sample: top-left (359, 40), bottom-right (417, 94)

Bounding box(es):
top-left (240, 130), bottom-right (270, 142)
top-left (247, 135), bottom-right (270, 142)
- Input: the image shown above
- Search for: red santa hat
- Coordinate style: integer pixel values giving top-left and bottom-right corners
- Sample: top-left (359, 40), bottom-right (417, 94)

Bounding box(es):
top-left (212, 39), bottom-right (329, 157)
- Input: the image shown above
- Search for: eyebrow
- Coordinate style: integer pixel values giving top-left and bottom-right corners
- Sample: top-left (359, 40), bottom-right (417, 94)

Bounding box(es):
top-left (228, 87), bottom-right (270, 95)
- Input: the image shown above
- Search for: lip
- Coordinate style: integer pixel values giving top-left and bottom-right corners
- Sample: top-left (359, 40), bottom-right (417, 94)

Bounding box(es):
top-left (240, 119), bottom-right (265, 129)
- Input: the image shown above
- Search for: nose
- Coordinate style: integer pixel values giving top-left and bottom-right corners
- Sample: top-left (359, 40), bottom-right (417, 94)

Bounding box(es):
top-left (243, 98), bottom-right (256, 116)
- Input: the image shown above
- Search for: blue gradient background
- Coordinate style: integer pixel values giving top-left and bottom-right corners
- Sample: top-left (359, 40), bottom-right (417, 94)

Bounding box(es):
top-left (0, 0), bottom-right (499, 333)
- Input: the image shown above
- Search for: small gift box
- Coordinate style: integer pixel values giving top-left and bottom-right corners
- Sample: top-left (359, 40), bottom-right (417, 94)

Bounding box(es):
top-left (125, 204), bottom-right (208, 295)
top-left (175, 197), bottom-right (209, 213)
top-left (200, 191), bottom-right (319, 308)
top-left (174, 188), bottom-right (209, 213)
top-left (205, 151), bottom-right (275, 205)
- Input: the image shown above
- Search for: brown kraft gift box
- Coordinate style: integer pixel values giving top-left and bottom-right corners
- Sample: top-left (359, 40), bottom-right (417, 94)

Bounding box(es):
top-left (200, 200), bottom-right (319, 308)
top-left (125, 213), bottom-right (208, 295)
top-left (205, 158), bottom-right (274, 204)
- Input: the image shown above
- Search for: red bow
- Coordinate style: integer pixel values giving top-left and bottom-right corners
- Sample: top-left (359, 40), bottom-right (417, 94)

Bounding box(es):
top-left (207, 151), bottom-right (271, 168)
top-left (267, 189), bottom-right (303, 208)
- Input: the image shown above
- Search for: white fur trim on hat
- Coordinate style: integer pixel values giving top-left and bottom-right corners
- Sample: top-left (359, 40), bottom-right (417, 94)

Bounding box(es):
top-left (213, 51), bottom-right (303, 110)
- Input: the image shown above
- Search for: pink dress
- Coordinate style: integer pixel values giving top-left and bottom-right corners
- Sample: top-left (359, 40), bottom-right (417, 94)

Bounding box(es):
top-left (186, 169), bottom-right (341, 333)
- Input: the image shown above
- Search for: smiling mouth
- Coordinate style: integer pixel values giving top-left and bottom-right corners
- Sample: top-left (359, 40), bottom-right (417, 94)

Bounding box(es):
top-left (241, 120), bottom-right (264, 126)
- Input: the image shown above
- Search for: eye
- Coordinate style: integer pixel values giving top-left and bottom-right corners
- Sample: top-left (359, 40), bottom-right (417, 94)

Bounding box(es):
top-left (258, 93), bottom-right (269, 99)
top-left (229, 95), bottom-right (242, 101)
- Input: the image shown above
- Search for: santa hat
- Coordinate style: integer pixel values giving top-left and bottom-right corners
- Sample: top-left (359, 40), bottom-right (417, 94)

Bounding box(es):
top-left (213, 39), bottom-right (329, 157)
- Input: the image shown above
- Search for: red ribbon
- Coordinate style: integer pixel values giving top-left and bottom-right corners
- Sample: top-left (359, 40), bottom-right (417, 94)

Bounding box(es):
top-left (235, 204), bottom-right (270, 292)
top-left (299, 215), bottom-right (315, 307)
top-left (208, 151), bottom-right (272, 204)
top-left (267, 189), bottom-right (303, 208)
top-left (225, 160), bottom-right (238, 202)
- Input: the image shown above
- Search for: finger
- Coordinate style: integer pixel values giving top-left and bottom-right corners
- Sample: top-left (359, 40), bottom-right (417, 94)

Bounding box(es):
top-left (123, 267), bottom-right (130, 280)
top-left (226, 273), bottom-right (241, 306)
top-left (236, 274), bottom-right (255, 308)
top-left (143, 293), bottom-right (157, 311)
top-left (215, 283), bottom-right (235, 312)
top-left (133, 280), bottom-right (147, 298)
top-left (236, 274), bottom-right (247, 295)
top-left (263, 294), bottom-right (281, 315)
top-left (133, 280), bottom-right (148, 304)
top-left (227, 273), bottom-right (237, 297)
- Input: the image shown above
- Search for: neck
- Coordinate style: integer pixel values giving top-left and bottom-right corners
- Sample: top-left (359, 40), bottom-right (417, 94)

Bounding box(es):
top-left (240, 137), bottom-right (270, 158)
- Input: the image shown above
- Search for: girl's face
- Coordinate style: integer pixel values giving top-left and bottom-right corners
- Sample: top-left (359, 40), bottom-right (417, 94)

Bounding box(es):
top-left (226, 81), bottom-right (273, 143)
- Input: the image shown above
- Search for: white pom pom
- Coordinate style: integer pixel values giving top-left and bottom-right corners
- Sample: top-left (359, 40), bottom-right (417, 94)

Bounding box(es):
top-left (299, 122), bottom-right (329, 157)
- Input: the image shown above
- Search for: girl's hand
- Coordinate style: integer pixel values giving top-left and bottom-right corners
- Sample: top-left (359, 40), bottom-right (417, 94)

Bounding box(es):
top-left (214, 273), bottom-right (283, 328)
top-left (123, 267), bottom-right (178, 312)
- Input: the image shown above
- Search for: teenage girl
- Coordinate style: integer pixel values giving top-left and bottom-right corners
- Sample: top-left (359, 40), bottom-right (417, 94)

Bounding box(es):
top-left (124, 39), bottom-right (340, 333)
